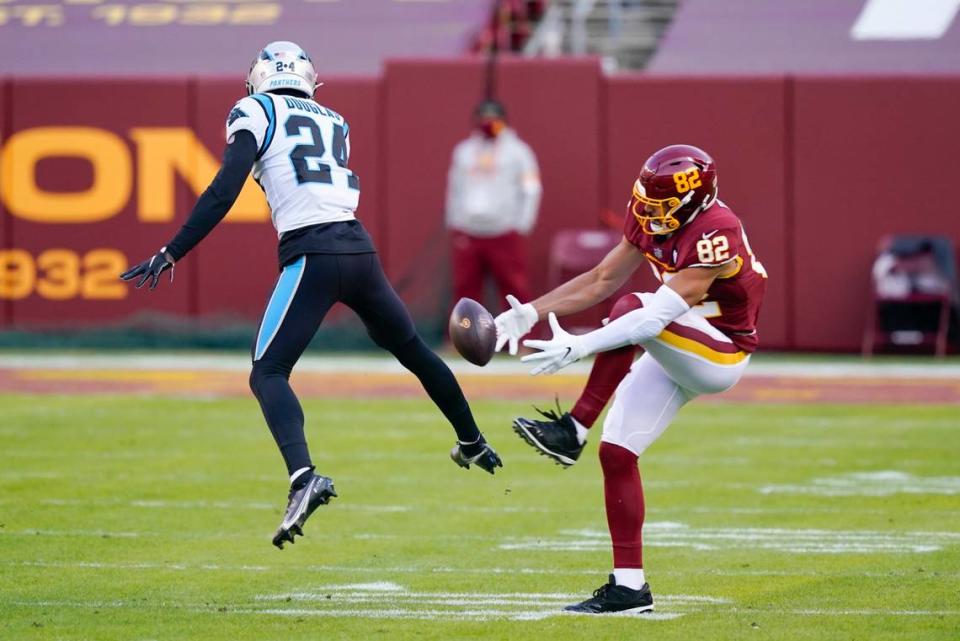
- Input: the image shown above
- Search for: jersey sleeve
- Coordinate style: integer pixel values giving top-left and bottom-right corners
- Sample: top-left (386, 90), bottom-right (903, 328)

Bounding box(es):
top-left (674, 222), bottom-right (743, 270)
top-left (225, 95), bottom-right (275, 157)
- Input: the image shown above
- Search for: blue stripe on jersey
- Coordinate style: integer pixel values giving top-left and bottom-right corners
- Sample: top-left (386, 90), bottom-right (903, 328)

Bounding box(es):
top-left (254, 255), bottom-right (306, 361)
top-left (251, 93), bottom-right (277, 159)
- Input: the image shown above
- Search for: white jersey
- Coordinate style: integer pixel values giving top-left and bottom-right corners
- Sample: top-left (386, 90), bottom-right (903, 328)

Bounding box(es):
top-left (226, 93), bottom-right (360, 235)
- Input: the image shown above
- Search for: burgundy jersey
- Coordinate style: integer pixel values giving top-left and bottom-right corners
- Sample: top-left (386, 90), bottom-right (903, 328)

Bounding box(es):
top-left (624, 200), bottom-right (767, 352)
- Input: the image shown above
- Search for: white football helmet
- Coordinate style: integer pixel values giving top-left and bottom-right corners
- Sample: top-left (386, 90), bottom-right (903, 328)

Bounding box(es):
top-left (245, 41), bottom-right (321, 98)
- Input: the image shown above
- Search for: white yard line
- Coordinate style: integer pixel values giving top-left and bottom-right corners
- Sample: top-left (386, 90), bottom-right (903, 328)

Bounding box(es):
top-left (6, 520), bottom-right (960, 556)
top-left (2, 496), bottom-right (955, 518)
top-left (6, 595), bottom-right (958, 621)
top-left (760, 471), bottom-right (960, 496)
top-left (256, 593), bottom-right (729, 606)
top-left (500, 523), bottom-right (960, 555)
top-left (230, 607), bottom-right (685, 621)
top-left (0, 470), bottom-right (760, 491)
top-left (9, 559), bottom-right (960, 580)
top-left (776, 609), bottom-right (960, 617)
top-left (3, 529), bottom-right (143, 538)
top-left (251, 583), bottom-right (724, 621)
top-left (2, 352), bottom-right (959, 379)
top-left (13, 560), bottom-right (271, 572)
top-left (7, 600), bottom-right (130, 609)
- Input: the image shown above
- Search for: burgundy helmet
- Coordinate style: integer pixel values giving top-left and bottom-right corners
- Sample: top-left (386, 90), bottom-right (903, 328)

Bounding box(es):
top-left (630, 144), bottom-right (718, 235)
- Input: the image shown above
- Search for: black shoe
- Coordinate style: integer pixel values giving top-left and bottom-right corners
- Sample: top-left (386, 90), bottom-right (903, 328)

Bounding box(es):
top-left (564, 575), bottom-right (654, 614)
top-left (272, 473), bottom-right (337, 549)
top-left (450, 441), bottom-right (503, 475)
top-left (512, 402), bottom-right (584, 467)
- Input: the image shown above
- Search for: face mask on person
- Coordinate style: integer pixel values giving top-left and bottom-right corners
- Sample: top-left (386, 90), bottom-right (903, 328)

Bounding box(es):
top-left (476, 117), bottom-right (506, 139)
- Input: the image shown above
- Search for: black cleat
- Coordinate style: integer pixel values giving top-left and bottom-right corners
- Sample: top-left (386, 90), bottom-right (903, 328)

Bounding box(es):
top-left (564, 575), bottom-right (654, 614)
top-left (272, 473), bottom-right (337, 549)
top-left (450, 441), bottom-right (503, 475)
top-left (512, 402), bottom-right (584, 467)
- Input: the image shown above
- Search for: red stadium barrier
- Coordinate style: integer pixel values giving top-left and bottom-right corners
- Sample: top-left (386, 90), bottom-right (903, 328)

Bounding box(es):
top-left (497, 58), bottom-right (604, 302)
top-left (381, 59), bottom-right (487, 316)
top-left (3, 78), bottom-right (194, 328)
top-left (2, 62), bottom-right (959, 350)
top-left (381, 58), bottom-right (603, 317)
top-left (791, 76), bottom-right (960, 350)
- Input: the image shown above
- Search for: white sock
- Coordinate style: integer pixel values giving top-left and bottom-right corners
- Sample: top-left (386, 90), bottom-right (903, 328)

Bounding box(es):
top-left (613, 568), bottom-right (646, 590)
top-left (572, 416), bottom-right (589, 445)
top-left (289, 466), bottom-right (312, 485)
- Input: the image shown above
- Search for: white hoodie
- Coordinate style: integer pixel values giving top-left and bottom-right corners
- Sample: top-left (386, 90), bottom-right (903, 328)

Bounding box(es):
top-left (445, 128), bottom-right (542, 237)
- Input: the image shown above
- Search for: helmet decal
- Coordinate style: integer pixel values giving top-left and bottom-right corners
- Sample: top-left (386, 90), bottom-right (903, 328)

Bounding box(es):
top-left (246, 41), bottom-right (320, 99)
top-left (631, 144), bottom-right (718, 236)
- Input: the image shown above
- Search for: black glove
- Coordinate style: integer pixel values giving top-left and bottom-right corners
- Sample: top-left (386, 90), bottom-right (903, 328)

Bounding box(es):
top-left (120, 247), bottom-right (175, 290)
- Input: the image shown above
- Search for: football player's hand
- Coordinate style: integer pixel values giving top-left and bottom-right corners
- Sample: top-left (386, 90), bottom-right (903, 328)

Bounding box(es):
top-left (120, 247), bottom-right (175, 290)
top-left (521, 313), bottom-right (586, 375)
top-left (494, 294), bottom-right (538, 356)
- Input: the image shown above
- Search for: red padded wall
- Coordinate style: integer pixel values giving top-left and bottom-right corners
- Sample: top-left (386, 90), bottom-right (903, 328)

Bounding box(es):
top-left (4, 67), bottom-right (959, 351)
top-left (792, 76), bottom-right (960, 350)
top-left (381, 59), bottom-right (487, 315)
top-left (604, 75), bottom-right (790, 349)
top-left (6, 79), bottom-right (192, 327)
top-left (496, 58), bottom-right (604, 310)
top-left (382, 58), bottom-right (603, 317)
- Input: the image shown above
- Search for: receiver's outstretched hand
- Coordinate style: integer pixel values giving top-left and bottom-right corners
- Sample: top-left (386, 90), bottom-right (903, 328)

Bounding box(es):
top-left (521, 313), bottom-right (586, 375)
top-left (493, 294), bottom-right (538, 356)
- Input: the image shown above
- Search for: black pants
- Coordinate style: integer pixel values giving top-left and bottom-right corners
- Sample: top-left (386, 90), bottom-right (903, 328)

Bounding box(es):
top-left (249, 252), bottom-right (481, 476)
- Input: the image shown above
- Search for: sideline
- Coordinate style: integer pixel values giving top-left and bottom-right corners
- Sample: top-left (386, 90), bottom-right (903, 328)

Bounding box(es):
top-left (2, 352), bottom-right (960, 379)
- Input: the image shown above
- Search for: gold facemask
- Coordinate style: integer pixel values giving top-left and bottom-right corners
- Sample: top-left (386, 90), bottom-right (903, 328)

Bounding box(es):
top-left (631, 182), bottom-right (685, 235)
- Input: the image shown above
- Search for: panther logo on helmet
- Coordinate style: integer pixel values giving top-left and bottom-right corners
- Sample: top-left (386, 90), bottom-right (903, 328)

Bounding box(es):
top-left (630, 144), bottom-right (718, 235)
top-left (245, 41), bottom-right (321, 99)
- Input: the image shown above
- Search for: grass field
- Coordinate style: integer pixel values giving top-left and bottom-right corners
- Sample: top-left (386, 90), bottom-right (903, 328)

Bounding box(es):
top-left (1, 392), bottom-right (959, 640)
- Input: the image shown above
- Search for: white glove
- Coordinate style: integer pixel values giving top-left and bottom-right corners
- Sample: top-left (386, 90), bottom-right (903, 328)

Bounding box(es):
top-left (520, 313), bottom-right (586, 376)
top-left (494, 294), bottom-right (538, 356)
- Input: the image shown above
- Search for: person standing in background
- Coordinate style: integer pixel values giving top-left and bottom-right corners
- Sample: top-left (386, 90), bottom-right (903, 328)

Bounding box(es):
top-left (445, 99), bottom-right (542, 311)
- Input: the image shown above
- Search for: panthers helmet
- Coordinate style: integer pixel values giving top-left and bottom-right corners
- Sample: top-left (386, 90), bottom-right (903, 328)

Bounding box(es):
top-left (630, 144), bottom-right (718, 235)
top-left (246, 41), bottom-right (320, 98)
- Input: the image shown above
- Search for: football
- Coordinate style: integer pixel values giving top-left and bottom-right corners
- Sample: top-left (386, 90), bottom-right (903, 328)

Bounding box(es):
top-left (448, 297), bottom-right (497, 366)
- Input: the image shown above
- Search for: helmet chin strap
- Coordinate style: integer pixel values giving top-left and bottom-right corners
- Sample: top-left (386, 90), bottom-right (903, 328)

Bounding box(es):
top-left (680, 189), bottom-right (717, 228)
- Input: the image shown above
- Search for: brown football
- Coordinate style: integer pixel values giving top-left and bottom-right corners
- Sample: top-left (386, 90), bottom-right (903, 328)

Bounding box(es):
top-left (449, 297), bottom-right (497, 366)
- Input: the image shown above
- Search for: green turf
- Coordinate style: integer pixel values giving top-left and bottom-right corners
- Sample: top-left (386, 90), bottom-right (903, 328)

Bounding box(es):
top-left (1, 395), bottom-right (958, 640)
